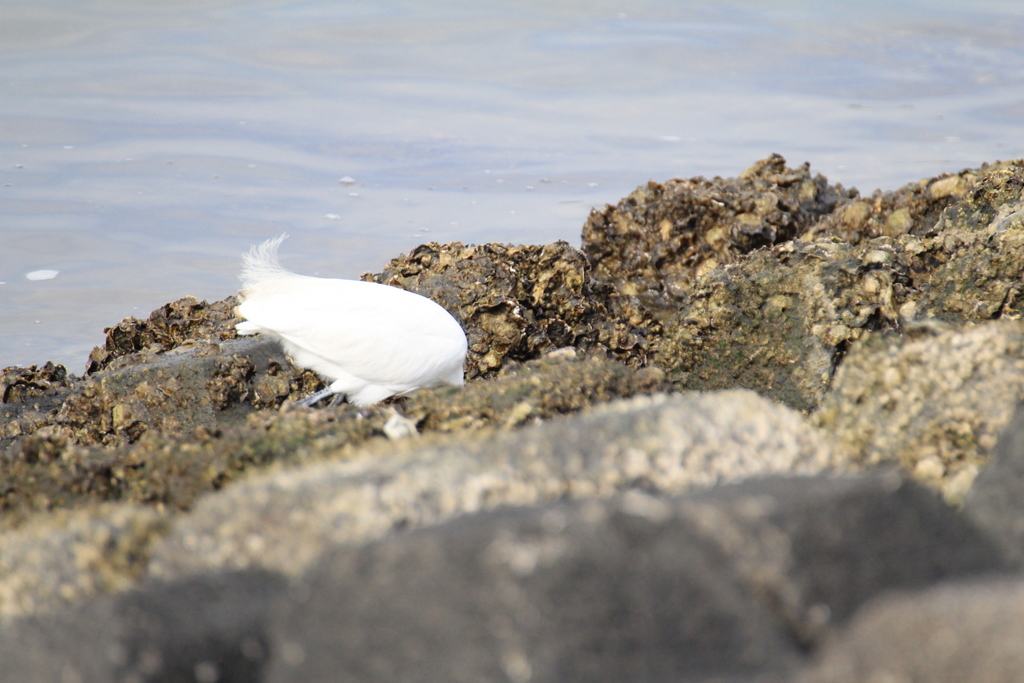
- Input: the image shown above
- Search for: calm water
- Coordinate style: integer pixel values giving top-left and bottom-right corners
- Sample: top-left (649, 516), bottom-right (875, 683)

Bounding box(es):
top-left (2, 0), bottom-right (1023, 371)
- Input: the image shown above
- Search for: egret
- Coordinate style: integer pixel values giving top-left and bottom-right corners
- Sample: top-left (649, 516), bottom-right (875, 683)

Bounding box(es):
top-left (235, 235), bottom-right (468, 407)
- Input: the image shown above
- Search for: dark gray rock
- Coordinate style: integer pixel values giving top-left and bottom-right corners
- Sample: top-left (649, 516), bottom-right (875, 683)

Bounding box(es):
top-left (796, 577), bottom-right (1024, 683)
top-left (264, 472), bottom-right (1005, 683)
top-left (266, 492), bottom-right (800, 683)
top-left (675, 472), bottom-right (1008, 647)
top-left (0, 569), bottom-right (285, 683)
top-left (0, 472), bottom-right (1005, 683)
top-left (963, 402), bottom-right (1024, 565)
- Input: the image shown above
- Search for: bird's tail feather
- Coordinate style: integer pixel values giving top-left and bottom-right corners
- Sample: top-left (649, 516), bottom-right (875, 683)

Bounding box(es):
top-left (240, 233), bottom-right (292, 288)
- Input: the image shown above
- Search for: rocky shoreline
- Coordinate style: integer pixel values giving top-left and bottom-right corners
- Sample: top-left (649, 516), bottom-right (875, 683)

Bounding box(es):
top-left (4, 154), bottom-right (1024, 681)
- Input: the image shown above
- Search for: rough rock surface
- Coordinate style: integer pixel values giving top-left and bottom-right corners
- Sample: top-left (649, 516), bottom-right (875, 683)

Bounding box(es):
top-left (0, 351), bottom-right (666, 535)
top-left (0, 361), bottom-right (74, 408)
top-left (364, 240), bottom-right (652, 376)
top-left (906, 171), bottom-right (1024, 323)
top-left (0, 569), bottom-right (285, 683)
top-left (582, 154), bottom-right (854, 320)
top-left (85, 295), bottom-right (241, 375)
top-left (4, 157), bottom-right (1024, 682)
top-left (653, 159), bottom-right (1024, 413)
top-left (266, 489), bottom-right (803, 683)
top-left (0, 336), bottom-right (318, 529)
top-left (654, 238), bottom-right (909, 412)
top-left (0, 473), bottom-right (1005, 683)
top-left (264, 475), bottom-right (1002, 683)
top-left (800, 163), bottom-right (990, 244)
top-left (146, 390), bottom-right (837, 580)
top-left (812, 320), bottom-right (1024, 502)
top-left (668, 472), bottom-right (1006, 647)
top-left (963, 402), bottom-right (1024, 563)
top-left (797, 578), bottom-right (1024, 683)
top-left (1, 322), bottom-right (297, 450)
top-left (0, 504), bottom-right (169, 619)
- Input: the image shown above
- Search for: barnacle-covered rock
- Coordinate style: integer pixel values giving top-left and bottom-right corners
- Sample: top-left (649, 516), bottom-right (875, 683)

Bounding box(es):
top-left (901, 165), bottom-right (1024, 323)
top-left (654, 238), bottom-right (911, 412)
top-left (812, 320), bottom-right (1024, 502)
top-left (403, 350), bottom-right (670, 433)
top-left (0, 352), bottom-right (667, 528)
top-left (582, 154), bottom-right (855, 321)
top-left (800, 166), bottom-right (984, 244)
top-left (364, 241), bottom-right (651, 377)
top-left (1, 362), bottom-right (77, 440)
top-left (85, 296), bottom-right (240, 375)
top-left (0, 361), bottom-right (74, 404)
top-left (653, 159), bottom-right (1024, 413)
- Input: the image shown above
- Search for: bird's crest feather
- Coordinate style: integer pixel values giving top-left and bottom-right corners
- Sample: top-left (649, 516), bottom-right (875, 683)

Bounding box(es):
top-left (240, 233), bottom-right (293, 289)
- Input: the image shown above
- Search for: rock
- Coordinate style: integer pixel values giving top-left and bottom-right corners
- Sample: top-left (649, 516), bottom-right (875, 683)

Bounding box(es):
top-left (56, 337), bottom-right (280, 447)
top-left (672, 472), bottom-right (1007, 647)
top-left (812, 320), bottom-right (1024, 502)
top-left (2, 332), bottom-right (310, 453)
top-left (402, 350), bottom-right (670, 432)
top-left (6, 160), bottom-right (1023, 524)
top-left (655, 160), bottom-right (1024, 413)
top-left (654, 238), bottom-right (909, 412)
top-left (801, 164), bottom-right (991, 244)
top-left (0, 362), bottom-right (79, 459)
top-left (265, 472), bottom-right (1003, 683)
top-left (0, 336), bottom-right (332, 528)
top-left (581, 153), bottom-right (853, 322)
top-left (0, 471), bottom-right (1006, 682)
top-left (84, 295), bottom-right (241, 375)
top-left (796, 578), bottom-right (1024, 683)
top-left (265, 491), bottom-right (802, 683)
top-left (0, 353), bottom-right (666, 528)
top-left (0, 569), bottom-right (285, 683)
top-left (364, 240), bottom-right (652, 377)
top-left (0, 361), bottom-right (74, 409)
top-left (0, 504), bottom-right (168, 620)
top-left (907, 199), bottom-right (1024, 324)
top-left (146, 390), bottom-right (838, 580)
top-left (963, 402), bottom-right (1024, 564)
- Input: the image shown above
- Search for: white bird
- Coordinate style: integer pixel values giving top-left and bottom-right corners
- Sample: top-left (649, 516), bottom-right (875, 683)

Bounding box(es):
top-left (235, 235), bottom-right (468, 407)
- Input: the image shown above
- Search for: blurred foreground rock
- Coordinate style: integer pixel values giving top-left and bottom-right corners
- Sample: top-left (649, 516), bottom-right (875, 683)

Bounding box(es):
top-left (4, 155), bottom-right (1024, 681)
top-left (797, 577), bottom-right (1024, 683)
top-left (0, 569), bottom-right (285, 683)
top-left (145, 390), bottom-right (836, 580)
top-left (963, 402), bottom-right (1024, 564)
top-left (0, 473), bottom-right (1007, 683)
top-left (263, 473), bottom-right (1003, 683)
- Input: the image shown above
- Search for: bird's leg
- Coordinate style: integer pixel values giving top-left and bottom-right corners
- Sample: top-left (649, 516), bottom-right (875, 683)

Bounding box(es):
top-left (296, 386), bottom-right (337, 407)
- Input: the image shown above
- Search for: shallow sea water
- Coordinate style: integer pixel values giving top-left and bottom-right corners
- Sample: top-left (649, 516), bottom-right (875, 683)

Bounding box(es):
top-left (2, 0), bottom-right (1023, 370)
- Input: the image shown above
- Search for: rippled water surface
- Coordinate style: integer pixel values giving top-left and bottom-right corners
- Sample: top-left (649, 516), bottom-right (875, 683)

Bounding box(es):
top-left (2, 0), bottom-right (1023, 370)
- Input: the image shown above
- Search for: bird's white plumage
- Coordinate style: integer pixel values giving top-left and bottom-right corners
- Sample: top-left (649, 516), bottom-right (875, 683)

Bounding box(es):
top-left (235, 235), bottom-right (468, 406)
